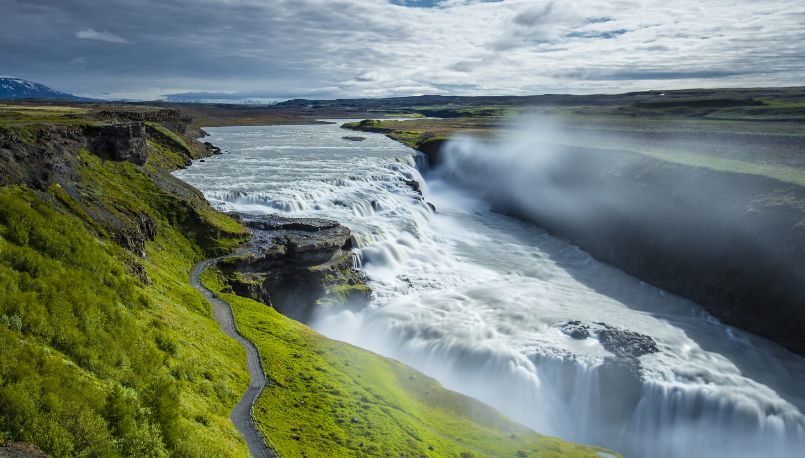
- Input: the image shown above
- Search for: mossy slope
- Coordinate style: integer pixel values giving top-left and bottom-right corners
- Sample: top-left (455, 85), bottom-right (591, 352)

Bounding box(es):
top-left (0, 108), bottom-right (251, 456)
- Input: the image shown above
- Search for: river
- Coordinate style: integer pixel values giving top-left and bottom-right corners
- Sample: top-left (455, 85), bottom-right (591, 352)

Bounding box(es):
top-left (174, 122), bottom-right (805, 457)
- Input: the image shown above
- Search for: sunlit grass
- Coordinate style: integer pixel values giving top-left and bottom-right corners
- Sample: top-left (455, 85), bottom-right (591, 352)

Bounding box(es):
top-left (0, 118), bottom-right (251, 456)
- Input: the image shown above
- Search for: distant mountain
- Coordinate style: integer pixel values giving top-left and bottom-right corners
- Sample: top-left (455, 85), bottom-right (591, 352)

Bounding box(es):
top-left (162, 91), bottom-right (281, 105)
top-left (274, 87), bottom-right (805, 111)
top-left (0, 77), bottom-right (88, 101)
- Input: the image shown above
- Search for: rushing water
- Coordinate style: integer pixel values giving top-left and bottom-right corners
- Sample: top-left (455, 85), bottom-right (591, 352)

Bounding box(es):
top-left (175, 123), bottom-right (805, 457)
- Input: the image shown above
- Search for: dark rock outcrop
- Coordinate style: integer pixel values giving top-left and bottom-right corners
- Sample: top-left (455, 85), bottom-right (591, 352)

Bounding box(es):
top-left (403, 178), bottom-right (422, 195)
top-left (596, 325), bottom-right (658, 359)
top-left (203, 141), bottom-right (221, 155)
top-left (84, 123), bottom-right (148, 165)
top-left (0, 122), bottom-right (149, 187)
top-left (557, 320), bottom-right (590, 340)
top-left (218, 214), bottom-right (370, 322)
top-left (93, 108), bottom-right (192, 134)
top-left (113, 210), bottom-right (157, 257)
top-left (557, 321), bottom-right (658, 361)
top-left (415, 138), bottom-right (447, 165)
top-left (0, 442), bottom-right (51, 458)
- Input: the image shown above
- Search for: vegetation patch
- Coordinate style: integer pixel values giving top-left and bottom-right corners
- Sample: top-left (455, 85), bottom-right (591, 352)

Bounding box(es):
top-left (0, 110), bottom-right (252, 457)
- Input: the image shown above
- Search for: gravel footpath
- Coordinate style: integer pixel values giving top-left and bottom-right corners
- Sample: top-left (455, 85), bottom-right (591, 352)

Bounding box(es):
top-left (190, 255), bottom-right (276, 458)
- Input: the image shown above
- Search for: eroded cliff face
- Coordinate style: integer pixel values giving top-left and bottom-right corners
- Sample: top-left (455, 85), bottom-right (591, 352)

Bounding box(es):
top-left (0, 108), bottom-right (204, 187)
top-left (217, 214), bottom-right (370, 323)
top-left (93, 108), bottom-right (193, 133)
top-left (0, 122), bottom-right (145, 187)
top-left (0, 109), bottom-right (226, 262)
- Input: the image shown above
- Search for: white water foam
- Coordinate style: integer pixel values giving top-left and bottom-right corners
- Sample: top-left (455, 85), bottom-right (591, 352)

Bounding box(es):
top-left (175, 122), bottom-right (805, 457)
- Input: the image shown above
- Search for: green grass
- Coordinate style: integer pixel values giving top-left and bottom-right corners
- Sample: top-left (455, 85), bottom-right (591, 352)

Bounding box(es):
top-left (383, 113), bottom-right (426, 118)
top-left (201, 268), bottom-right (616, 458)
top-left (342, 120), bottom-right (457, 150)
top-left (0, 105), bottom-right (97, 127)
top-left (326, 284), bottom-right (372, 305)
top-left (0, 116), bottom-right (252, 456)
top-left (346, 115), bottom-right (805, 187)
top-left (624, 147), bottom-right (805, 187)
top-left (145, 122), bottom-right (193, 154)
top-left (146, 139), bottom-right (189, 170)
top-left (403, 105), bottom-right (518, 118)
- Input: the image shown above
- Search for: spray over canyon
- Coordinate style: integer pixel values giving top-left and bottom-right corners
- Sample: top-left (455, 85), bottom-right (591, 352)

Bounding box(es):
top-left (175, 121), bottom-right (805, 457)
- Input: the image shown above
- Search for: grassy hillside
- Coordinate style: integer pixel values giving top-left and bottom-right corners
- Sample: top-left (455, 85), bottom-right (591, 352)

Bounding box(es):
top-left (0, 106), bottom-right (252, 456)
top-left (201, 268), bottom-right (614, 458)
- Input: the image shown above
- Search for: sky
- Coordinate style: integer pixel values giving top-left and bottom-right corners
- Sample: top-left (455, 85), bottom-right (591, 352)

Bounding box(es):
top-left (1, 0), bottom-right (804, 100)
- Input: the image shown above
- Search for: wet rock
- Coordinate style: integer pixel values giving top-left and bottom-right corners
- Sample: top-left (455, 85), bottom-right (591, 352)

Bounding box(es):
top-left (219, 213), bottom-right (370, 323)
top-left (402, 178), bottom-right (422, 195)
top-left (595, 323), bottom-right (658, 358)
top-left (241, 213), bottom-right (341, 233)
top-left (556, 320), bottom-right (658, 359)
top-left (558, 320), bottom-right (590, 339)
top-left (203, 141), bottom-right (221, 154)
top-left (554, 322), bottom-right (655, 438)
top-left (342, 136), bottom-right (366, 142)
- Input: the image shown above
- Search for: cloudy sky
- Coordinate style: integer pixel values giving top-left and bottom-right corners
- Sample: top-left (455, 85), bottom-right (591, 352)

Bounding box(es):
top-left (2, 0), bottom-right (804, 100)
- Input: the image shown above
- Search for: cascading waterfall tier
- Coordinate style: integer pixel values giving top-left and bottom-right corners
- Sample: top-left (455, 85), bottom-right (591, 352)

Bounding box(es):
top-left (174, 122), bottom-right (805, 458)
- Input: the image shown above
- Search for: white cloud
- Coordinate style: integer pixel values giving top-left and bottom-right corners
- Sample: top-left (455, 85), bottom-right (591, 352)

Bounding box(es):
top-left (75, 28), bottom-right (129, 44)
top-left (3, 0), bottom-right (803, 99)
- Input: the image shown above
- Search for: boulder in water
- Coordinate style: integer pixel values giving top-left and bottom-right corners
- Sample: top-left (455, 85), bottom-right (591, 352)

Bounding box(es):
top-left (557, 320), bottom-right (658, 358)
top-left (558, 320), bottom-right (591, 339)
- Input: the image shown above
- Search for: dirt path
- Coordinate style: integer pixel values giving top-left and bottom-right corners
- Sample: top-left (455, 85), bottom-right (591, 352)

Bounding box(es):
top-left (190, 255), bottom-right (276, 458)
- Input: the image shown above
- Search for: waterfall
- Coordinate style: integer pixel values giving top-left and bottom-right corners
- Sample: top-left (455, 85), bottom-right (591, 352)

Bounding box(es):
top-left (175, 122), bottom-right (805, 457)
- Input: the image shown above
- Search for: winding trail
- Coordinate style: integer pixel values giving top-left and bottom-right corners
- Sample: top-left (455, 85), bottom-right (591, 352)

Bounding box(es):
top-left (190, 254), bottom-right (276, 458)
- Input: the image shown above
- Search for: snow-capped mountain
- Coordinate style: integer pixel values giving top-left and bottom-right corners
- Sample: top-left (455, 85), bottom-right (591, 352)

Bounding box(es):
top-left (0, 77), bottom-right (87, 100)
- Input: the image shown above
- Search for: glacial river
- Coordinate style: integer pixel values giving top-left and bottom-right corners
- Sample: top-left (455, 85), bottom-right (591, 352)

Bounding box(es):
top-left (175, 122), bottom-right (805, 457)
